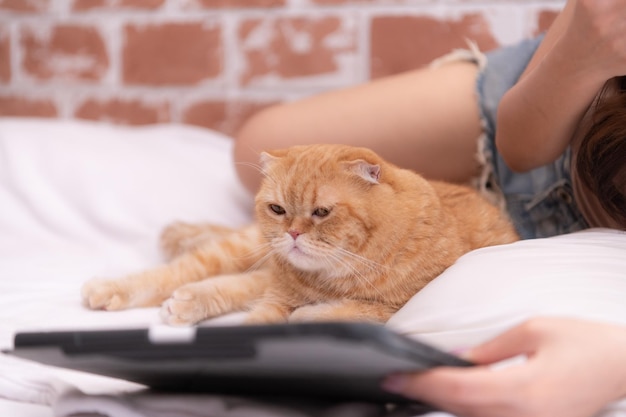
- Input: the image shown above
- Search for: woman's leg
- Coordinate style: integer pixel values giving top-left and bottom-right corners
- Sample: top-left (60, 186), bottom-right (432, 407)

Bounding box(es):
top-left (234, 60), bottom-right (482, 193)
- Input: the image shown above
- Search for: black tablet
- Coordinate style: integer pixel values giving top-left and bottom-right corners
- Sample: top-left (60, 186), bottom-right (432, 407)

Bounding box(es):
top-left (7, 322), bottom-right (472, 403)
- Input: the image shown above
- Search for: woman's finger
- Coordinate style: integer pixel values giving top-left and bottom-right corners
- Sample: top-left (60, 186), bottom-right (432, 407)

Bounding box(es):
top-left (382, 364), bottom-right (524, 410)
top-left (467, 319), bottom-right (547, 364)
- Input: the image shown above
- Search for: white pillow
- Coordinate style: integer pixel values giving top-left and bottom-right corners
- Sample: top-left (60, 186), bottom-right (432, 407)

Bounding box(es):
top-left (0, 118), bottom-right (253, 261)
top-left (387, 228), bottom-right (626, 351)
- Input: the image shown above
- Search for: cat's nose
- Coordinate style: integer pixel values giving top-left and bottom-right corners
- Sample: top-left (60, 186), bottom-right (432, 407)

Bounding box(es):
top-left (288, 230), bottom-right (301, 240)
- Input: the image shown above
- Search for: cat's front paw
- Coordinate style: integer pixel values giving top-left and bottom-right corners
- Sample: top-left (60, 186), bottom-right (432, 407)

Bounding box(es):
top-left (160, 286), bottom-right (212, 326)
top-left (81, 278), bottom-right (132, 311)
top-left (287, 305), bottom-right (320, 323)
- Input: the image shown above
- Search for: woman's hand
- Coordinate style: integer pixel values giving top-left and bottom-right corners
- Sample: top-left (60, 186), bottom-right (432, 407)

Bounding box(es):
top-left (561, 0), bottom-right (626, 81)
top-left (382, 317), bottom-right (626, 417)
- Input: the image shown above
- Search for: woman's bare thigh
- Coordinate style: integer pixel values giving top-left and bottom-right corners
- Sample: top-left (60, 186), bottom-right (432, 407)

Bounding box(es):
top-left (234, 61), bottom-right (482, 192)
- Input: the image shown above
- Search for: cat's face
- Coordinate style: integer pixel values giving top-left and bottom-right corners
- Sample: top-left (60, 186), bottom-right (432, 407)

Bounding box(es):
top-left (254, 145), bottom-right (382, 276)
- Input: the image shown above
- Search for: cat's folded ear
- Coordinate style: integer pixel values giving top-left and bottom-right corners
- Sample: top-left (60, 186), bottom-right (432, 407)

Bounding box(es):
top-left (342, 159), bottom-right (381, 184)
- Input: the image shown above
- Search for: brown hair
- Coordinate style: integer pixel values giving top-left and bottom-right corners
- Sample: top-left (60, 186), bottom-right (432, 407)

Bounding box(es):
top-left (576, 76), bottom-right (626, 228)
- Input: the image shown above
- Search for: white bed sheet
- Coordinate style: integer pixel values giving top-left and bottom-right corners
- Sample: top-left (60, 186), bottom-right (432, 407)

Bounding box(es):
top-left (3, 118), bottom-right (626, 417)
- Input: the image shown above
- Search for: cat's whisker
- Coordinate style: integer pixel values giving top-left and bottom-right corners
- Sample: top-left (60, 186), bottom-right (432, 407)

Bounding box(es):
top-left (325, 252), bottom-right (387, 300)
top-left (234, 161), bottom-right (265, 175)
top-left (244, 248), bottom-right (276, 273)
top-left (317, 238), bottom-right (385, 273)
top-left (314, 241), bottom-right (386, 298)
top-left (343, 265), bottom-right (386, 301)
top-left (232, 242), bottom-right (272, 261)
top-left (334, 247), bottom-right (388, 274)
top-left (235, 161), bottom-right (279, 186)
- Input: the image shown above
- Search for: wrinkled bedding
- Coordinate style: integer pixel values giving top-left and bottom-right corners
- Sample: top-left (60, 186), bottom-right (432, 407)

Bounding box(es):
top-left (1, 118), bottom-right (626, 417)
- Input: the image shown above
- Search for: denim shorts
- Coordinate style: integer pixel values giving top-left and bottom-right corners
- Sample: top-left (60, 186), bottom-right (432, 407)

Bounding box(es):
top-left (447, 37), bottom-right (590, 239)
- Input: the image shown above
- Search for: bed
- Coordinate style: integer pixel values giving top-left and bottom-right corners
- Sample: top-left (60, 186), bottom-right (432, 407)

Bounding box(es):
top-left (1, 117), bottom-right (625, 417)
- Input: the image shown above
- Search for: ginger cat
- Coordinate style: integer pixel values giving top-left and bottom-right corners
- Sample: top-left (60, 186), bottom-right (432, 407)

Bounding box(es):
top-left (82, 144), bottom-right (518, 325)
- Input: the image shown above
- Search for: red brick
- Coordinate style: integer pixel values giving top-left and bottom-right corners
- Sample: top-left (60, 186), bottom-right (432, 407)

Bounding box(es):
top-left (118, 0), bottom-right (164, 8)
top-left (0, 0), bottom-right (49, 13)
top-left (21, 24), bottom-right (109, 81)
top-left (370, 14), bottom-right (498, 79)
top-left (72, 0), bottom-right (165, 11)
top-left (536, 10), bottom-right (559, 34)
top-left (310, 0), bottom-right (365, 4)
top-left (239, 16), bottom-right (355, 85)
top-left (75, 98), bottom-right (169, 125)
top-left (186, 0), bottom-right (284, 8)
top-left (183, 100), bottom-right (275, 136)
top-left (72, 0), bottom-right (106, 10)
top-left (0, 28), bottom-right (10, 83)
top-left (0, 95), bottom-right (57, 117)
top-left (123, 22), bottom-right (222, 86)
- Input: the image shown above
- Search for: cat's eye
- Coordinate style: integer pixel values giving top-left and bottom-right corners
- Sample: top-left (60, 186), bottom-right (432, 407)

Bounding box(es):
top-left (313, 207), bottom-right (331, 218)
top-left (269, 204), bottom-right (286, 215)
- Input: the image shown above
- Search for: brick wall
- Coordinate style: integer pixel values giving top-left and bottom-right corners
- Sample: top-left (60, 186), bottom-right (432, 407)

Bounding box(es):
top-left (0, 0), bottom-right (563, 137)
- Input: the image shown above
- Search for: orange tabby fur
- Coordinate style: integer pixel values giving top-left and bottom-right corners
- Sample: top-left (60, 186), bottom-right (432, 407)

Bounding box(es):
top-left (82, 144), bottom-right (519, 325)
